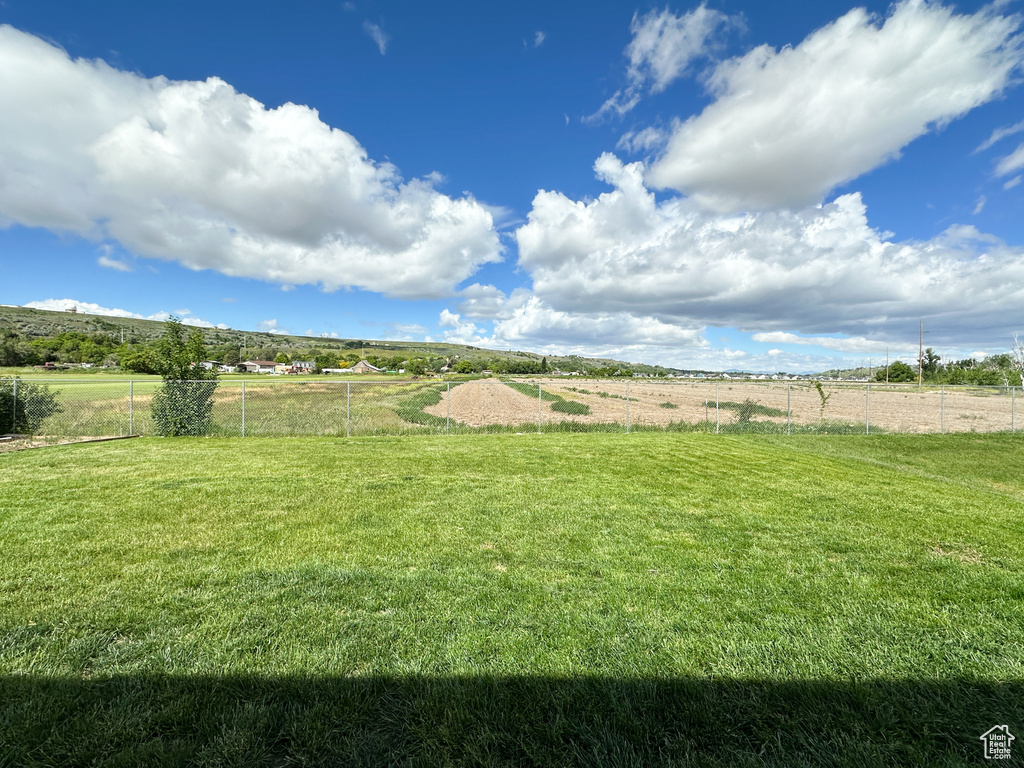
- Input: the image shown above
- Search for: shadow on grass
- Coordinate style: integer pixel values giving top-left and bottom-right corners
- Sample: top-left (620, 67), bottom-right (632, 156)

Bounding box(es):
top-left (2, 674), bottom-right (1019, 766)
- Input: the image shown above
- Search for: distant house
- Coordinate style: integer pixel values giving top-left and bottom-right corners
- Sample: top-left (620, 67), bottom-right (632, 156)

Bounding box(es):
top-left (274, 363), bottom-right (291, 374)
top-left (346, 360), bottom-right (384, 374)
top-left (237, 360), bottom-right (277, 373)
top-left (290, 361), bottom-right (314, 373)
top-left (198, 360), bottom-right (221, 371)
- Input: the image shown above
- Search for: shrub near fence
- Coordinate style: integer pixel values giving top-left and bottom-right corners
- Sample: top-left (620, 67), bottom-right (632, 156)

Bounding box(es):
top-left (2, 377), bottom-right (1021, 438)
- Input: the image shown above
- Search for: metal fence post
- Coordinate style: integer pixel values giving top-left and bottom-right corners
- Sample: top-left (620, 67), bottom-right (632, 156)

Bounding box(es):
top-left (12, 378), bottom-right (17, 431)
top-left (865, 384), bottom-right (870, 435)
top-left (1013, 387), bottom-right (1016, 434)
top-left (346, 382), bottom-right (351, 438)
top-left (241, 381), bottom-right (246, 437)
top-left (129, 380), bottom-right (134, 435)
top-left (787, 384), bottom-right (791, 436)
top-left (715, 382), bottom-right (720, 435)
top-left (538, 382), bottom-right (542, 434)
top-left (625, 380), bottom-right (630, 434)
top-left (940, 386), bottom-right (945, 435)
top-left (446, 382), bottom-right (450, 435)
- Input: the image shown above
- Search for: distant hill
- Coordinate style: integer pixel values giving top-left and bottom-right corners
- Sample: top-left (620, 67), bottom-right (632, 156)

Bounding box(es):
top-left (0, 304), bottom-right (682, 375)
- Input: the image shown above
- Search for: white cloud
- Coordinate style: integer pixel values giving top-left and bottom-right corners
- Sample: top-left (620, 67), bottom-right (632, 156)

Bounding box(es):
top-left (257, 319), bottom-right (288, 335)
top-left (491, 296), bottom-right (706, 349)
top-left (438, 309), bottom-right (484, 344)
top-left (0, 26), bottom-right (501, 299)
top-left (515, 153), bottom-right (1024, 346)
top-left (534, 31), bottom-right (546, 48)
top-left (454, 283), bottom-right (531, 319)
top-left (976, 118), bottom-right (1024, 152)
top-left (972, 195), bottom-right (986, 215)
top-left (646, 1), bottom-right (1024, 211)
top-left (23, 298), bottom-right (227, 328)
top-left (750, 331), bottom-right (912, 355)
top-left (995, 143), bottom-right (1024, 177)
top-left (589, 5), bottom-right (733, 120)
top-left (97, 254), bottom-right (132, 271)
top-left (1005, 174), bottom-right (1023, 190)
top-left (363, 21), bottom-right (390, 55)
top-left (616, 125), bottom-right (671, 155)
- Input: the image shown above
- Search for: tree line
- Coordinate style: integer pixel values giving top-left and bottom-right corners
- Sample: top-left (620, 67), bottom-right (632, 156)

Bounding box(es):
top-left (876, 347), bottom-right (1024, 386)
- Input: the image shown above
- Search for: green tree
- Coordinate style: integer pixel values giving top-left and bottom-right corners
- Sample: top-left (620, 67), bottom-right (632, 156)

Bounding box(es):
top-left (119, 345), bottom-right (160, 374)
top-left (919, 347), bottom-right (941, 378)
top-left (0, 378), bottom-right (62, 434)
top-left (876, 361), bottom-right (916, 383)
top-left (150, 318), bottom-right (219, 436)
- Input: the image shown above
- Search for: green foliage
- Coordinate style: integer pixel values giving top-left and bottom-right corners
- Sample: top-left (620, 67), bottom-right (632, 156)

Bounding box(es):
top-left (391, 384), bottom-right (449, 428)
top-left (503, 381), bottom-right (590, 415)
top-left (920, 347), bottom-right (941, 375)
top-left (118, 346), bottom-right (159, 374)
top-left (814, 380), bottom-right (833, 421)
top-left (659, 401), bottom-right (679, 409)
top-left (718, 400), bottom-right (787, 419)
top-left (151, 380), bottom-right (219, 437)
top-left (876, 361), bottom-right (916, 383)
top-left (150, 318), bottom-right (219, 437)
top-left (504, 381), bottom-right (557, 401)
top-left (0, 378), bottom-right (62, 434)
top-left (550, 399), bottom-right (590, 415)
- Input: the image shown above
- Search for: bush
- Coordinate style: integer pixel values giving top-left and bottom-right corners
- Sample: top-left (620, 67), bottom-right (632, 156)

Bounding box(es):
top-left (150, 318), bottom-right (219, 437)
top-left (0, 378), bottom-right (62, 434)
top-left (152, 380), bottom-right (218, 437)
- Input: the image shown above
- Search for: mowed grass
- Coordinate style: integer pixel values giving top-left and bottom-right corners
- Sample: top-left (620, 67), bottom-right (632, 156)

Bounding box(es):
top-left (1, 434), bottom-right (1023, 766)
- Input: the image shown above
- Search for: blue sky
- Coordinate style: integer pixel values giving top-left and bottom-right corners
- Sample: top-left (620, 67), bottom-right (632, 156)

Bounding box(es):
top-left (2, 0), bottom-right (1023, 372)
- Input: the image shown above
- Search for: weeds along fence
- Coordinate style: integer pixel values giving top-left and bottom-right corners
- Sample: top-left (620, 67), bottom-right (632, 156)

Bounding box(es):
top-left (3, 377), bottom-right (1023, 438)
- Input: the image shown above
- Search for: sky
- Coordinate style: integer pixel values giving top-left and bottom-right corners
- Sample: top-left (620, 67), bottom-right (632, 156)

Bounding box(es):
top-left (1, 0), bottom-right (1023, 372)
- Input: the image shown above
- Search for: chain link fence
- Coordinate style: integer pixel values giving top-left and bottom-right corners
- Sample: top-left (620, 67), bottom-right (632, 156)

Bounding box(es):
top-left (2, 377), bottom-right (1021, 438)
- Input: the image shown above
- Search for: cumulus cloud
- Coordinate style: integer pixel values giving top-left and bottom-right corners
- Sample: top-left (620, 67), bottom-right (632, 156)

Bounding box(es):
top-left (491, 296), bottom-right (706, 349)
top-left (257, 319), bottom-right (288, 335)
top-left (363, 21), bottom-right (390, 55)
top-left (515, 154), bottom-right (1024, 345)
top-left (590, 5), bottom-right (734, 120)
top-left (438, 309), bottom-right (485, 345)
top-left (750, 331), bottom-right (912, 355)
top-left (646, 1), bottom-right (1024, 211)
top-left (24, 299), bottom-right (227, 328)
top-left (0, 26), bottom-right (501, 299)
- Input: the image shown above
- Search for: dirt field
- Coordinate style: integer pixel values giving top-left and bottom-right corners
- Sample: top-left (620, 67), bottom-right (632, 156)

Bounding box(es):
top-left (425, 378), bottom-right (1019, 433)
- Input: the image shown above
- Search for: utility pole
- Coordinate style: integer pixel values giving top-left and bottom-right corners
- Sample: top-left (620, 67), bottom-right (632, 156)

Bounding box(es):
top-left (918, 321), bottom-right (923, 387)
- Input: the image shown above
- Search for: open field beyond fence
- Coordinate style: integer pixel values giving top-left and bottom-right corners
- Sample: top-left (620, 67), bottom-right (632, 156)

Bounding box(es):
top-left (5, 376), bottom-right (1023, 438)
top-left (1, 433), bottom-right (1023, 766)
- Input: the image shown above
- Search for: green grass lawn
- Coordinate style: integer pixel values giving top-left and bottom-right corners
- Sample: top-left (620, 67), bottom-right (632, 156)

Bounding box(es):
top-left (1, 434), bottom-right (1023, 766)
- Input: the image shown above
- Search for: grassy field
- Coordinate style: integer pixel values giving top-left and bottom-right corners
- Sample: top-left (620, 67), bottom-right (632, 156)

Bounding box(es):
top-left (1, 433), bottom-right (1023, 766)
